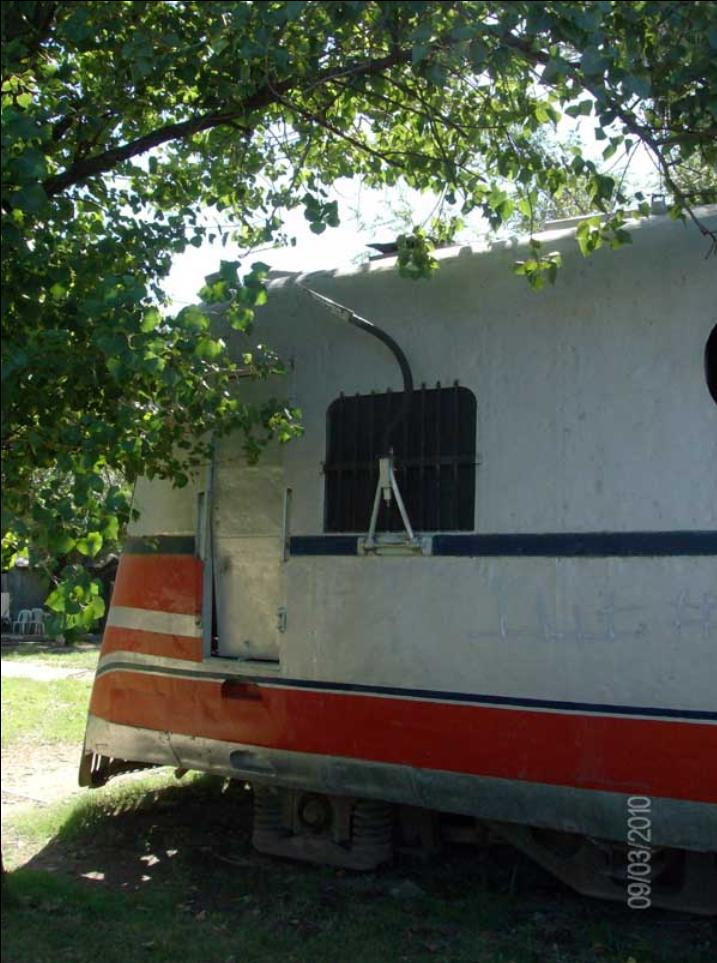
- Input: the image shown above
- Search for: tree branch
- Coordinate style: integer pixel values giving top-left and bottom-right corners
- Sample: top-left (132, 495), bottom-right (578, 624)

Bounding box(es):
top-left (42, 49), bottom-right (414, 197)
top-left (0, 0), bottom-right (61, 84)
top-left (499, 29), bottom-right (717, 248)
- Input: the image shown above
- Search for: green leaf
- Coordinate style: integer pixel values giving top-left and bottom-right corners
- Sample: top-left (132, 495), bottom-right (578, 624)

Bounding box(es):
top-left (194, 337), bottom-right (225, 359)
top-left (623, 74), bottom-right (651, 98)
top-left (469, 39), bottom-right (488, 66)
top-left (50, 533), bottom-right (77, 554)
top-left (46, 587), bottom-right (67, 613)
top-left (76, 532), bottom-right (103, 557)
top-left (11, 185), bottom-right (48, 213)
top-left (102, 516), bottom-right (120, 541)
top-left (178, 305), bottom-right (210, 330)
top-left (411, 44), bottom-right (430, 65)
top-left (219, 260), bottom-right (240, 285)
top-left (581, 47), bottom-right (608, 77)
top-left (541, 58), bottom-right (565, 85)
top-left (566, 99), bottom-right (594, 118)
top-left (141, 307), bottom-right (161, 332)
top-left (11, 148), bottom-right (48, 183)
top-left (88, 594), bottom-right (106, 620)
top-left (602, 142), bottom-right (618, 160)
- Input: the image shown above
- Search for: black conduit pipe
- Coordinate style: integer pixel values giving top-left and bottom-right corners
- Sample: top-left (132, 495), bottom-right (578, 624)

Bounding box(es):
top-left (298, 285), bottom-right (414, 454)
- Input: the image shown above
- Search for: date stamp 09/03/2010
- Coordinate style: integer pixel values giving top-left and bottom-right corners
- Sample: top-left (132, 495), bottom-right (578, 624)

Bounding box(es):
top-left (626, 795), bottom-right (653, 909)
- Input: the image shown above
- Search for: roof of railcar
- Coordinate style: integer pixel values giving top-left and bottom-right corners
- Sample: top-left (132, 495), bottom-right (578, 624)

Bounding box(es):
top-left (265, 204), bottom-right (717, 289)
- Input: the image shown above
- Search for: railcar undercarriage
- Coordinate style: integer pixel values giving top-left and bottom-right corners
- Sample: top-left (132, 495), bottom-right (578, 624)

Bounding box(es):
top-left (251, 784), bottom-right (717, 916)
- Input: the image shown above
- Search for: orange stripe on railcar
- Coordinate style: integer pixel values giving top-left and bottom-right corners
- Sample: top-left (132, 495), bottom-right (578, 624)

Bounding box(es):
top-left (89, 671), bottom-right (717, 804)
top-left (110, 553), bottom-right (202, 614)
top-left (100, 626), bottom-right (203, 662)
top-left (99, 549), bottom-right (203, 663)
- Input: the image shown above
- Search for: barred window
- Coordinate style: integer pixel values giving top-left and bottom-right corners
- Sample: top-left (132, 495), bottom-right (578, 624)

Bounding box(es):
top-left (324, 383), bottom-right (476, 533)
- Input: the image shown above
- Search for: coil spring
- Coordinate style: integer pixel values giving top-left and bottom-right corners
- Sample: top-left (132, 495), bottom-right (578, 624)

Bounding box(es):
top-left (253, 787), bottom-right (283, 833)
top-left (352, 799), bottom-right (393, 847)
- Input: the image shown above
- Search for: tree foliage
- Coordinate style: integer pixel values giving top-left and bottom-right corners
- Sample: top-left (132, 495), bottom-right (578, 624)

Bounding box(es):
top-left (2, 0), bottom-right (716, 630)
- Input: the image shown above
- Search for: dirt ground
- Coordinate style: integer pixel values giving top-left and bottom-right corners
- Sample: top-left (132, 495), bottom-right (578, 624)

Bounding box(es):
top-left (1, 658), bottom-right (93, 821)
top-left (1, 740), bottom-right (83, 813)
top-left (1, 660), bottom-right (94, 683)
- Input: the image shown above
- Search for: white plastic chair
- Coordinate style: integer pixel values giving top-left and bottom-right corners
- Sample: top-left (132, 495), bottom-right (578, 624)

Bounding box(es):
top-left (31, 608), bottom-right (46, 635)
top-left (12, 609), bottom-right (33, 634)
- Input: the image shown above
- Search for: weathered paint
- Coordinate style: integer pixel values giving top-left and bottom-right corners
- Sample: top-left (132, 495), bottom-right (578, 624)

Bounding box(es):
top-left (100, 626), bottom-right (202, 662)
top-left (83, 712), bottom-right (717, 851)
top-left (281, 554), bottom-right (716, 711)
top-left (212, 436), bottom-right (286, 659)
top-left (83, 209), bottom-right (717, 852)
top-left (88, 659), bottom-right (716, 803)
top-left (96, 548), bottom-right (203, 665)
top-left (109, 553), bottom-right (202, 614)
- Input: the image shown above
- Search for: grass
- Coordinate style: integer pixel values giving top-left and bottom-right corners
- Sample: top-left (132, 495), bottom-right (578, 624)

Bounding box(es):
top-left (1, 640), bottom-right (101, 670)
top-left (3, 774), bottom-right (715, 963)
top-left (3, 769), bottom-right (183, 854)
top-left (3, 774), bottom-right (714, 963)
top-left (1, 656), bottom-right (714, 963)
top-left (1, 638), bottom-right (98, 749)
top-left (1, 675), bottom-right (92, 749)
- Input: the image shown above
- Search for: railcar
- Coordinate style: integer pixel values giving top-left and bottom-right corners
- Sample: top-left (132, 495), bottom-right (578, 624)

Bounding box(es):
top-left (80, 209), bottom-right (717, 913)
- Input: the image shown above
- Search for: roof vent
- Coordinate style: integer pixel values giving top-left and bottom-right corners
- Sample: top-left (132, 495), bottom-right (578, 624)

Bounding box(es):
top-left (366, 241), bottom-right (399, 260)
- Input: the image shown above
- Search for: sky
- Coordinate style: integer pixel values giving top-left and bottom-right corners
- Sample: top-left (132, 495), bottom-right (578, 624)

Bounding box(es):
top-left (162, 180), bottom-right (458, 305)
top-left (162, 117), bottom-right (662, 307)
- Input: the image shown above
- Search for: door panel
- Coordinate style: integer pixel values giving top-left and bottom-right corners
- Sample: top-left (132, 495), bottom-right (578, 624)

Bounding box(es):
top-left (212, 435), bottom-right (284, 660)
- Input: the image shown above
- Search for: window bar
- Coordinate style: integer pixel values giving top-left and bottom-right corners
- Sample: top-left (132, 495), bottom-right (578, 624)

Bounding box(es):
top-left (367, 390), bottom-right (376, 532)
top-left (385, 386), bottom-right (392, 529)
top-left (452, 380), bottom-right (460, 530)
top-left (337, 393), bottom-right (345, 532)
top-left (401, 379), bottom-right (409, 529)
top-left (349, 393), bottom-right (355, 532)
top-left (348, 392), bottom-right (358, 531)
top-left (434, 381), bottom-right (442, 530)
top-left (419, 383), bottom-right (426, 531)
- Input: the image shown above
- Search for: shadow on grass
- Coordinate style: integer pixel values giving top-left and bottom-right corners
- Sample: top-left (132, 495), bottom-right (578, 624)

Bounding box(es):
top-left (29, 773), bottom-right (258, 893)
top-left (3, 775), bottom-right (715, 963)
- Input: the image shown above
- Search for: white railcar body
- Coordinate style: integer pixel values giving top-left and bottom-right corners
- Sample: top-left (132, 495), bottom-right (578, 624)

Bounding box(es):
top-left (82, 210), bottom-right (717, 910)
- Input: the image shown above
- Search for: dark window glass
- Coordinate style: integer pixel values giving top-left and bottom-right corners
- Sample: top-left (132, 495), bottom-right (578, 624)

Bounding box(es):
top-left (324, 384), bottom-right (476, 533)
top-left (706, 323), bottom-right (717, 406)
